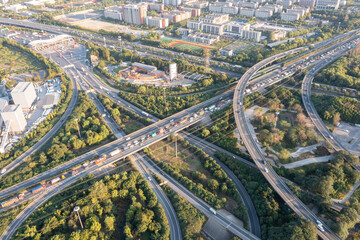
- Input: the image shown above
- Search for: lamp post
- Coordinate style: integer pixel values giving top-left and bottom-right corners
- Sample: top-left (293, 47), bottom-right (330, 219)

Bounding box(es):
top-left (74, 206), bottom-right (84, 229)
top-left (74, 119), bottom-right (81, 139)
top-left (174, 133), bottom-right (178, 158)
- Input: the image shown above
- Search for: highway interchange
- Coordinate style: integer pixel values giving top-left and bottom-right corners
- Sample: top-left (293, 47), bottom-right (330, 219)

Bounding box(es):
top-left (0, 18), bottom-right (359, 240)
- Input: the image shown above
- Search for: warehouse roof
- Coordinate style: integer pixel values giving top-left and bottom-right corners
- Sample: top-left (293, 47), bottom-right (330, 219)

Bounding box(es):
top-left (11, 82), bottom-right (33, 94)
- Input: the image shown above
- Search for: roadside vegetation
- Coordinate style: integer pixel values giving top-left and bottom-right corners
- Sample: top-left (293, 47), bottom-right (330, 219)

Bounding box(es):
top-left (144, 136), bottom-right (249, 227)
top-left (13, 168), bottom-right (170, 240)
top-left (162, 185), bottom-right (207, 240)
top-left (214, 151), bottom-right (318, 239)
top-left (97, 94), bottom-right (152, 133)
top-left (0, 92), bottom-right (113, 191)
top-left (0, 201), bottom-right (31, 235)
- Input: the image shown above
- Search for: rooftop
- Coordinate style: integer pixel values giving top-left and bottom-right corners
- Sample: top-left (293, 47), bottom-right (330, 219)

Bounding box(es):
top-left (132, 62), bottom-right (157, 72)
top-left (11, 82), bottom-right (33, 94)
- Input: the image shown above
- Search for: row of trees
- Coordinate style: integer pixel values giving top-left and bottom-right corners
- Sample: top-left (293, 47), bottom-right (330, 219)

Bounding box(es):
top-left (0, 92), bottom-right (113, 191)
top-left (13, 169), bottom-right (170, 240)
top-left (118, 91), bottom-right (215, 118)
top-left (162, 185), bottom-right (206, 240)
top-left (214, 151), bottom-right (318, 239)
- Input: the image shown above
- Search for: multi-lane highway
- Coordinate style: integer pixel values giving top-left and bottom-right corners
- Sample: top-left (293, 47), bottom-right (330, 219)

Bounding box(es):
top-left (232, 38), bottom-right (360, 239)
top-left (138, 153), bottom-right (261, 240)
top-left (301, 36), bottom-right (360, 156)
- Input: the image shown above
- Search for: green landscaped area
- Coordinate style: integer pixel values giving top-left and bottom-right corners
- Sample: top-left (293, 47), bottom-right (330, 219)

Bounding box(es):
top-left (160, 37), bottom-right (215, 52)
top-left (149, 140), bottom-right (208, 178)
top-left (0, 44), bottom-right (42, 73)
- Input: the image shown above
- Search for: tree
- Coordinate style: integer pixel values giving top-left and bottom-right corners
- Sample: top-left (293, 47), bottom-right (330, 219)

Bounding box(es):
top-left (279, 149), bottom-right (291, 161)
top-left (296, 113), bottom-right (307, 125)
top-left (104, 215), bottom-right (115, 231)
top-left (208, 179), bottom-right (219, 191)
top-left (201, 128), bottom-right (210, 138)
top-left (333, 112), bottom-right (341, 125)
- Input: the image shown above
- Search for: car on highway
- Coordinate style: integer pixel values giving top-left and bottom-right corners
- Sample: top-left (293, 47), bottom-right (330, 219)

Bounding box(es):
top-left (0, 169), bottom-right (6, 174)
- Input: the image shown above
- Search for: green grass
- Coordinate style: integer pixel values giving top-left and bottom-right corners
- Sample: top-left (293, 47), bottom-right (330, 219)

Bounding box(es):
top-left (174, 43), bottom-right (203, 51)
top-left (160, 37), bottom-right (174, 42)
top-left (0, 44), bottom-right (42, 73)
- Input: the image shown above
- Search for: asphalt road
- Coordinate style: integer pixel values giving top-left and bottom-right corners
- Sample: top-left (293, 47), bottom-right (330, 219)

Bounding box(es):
top-left (139, 153), bottom-right (260, 240)
top-left (182, 132), bottom-right (261, 237)
top-left (233, 38), bottom-right (356, 240)
top-left (301, 36), bottom-right (360, 155)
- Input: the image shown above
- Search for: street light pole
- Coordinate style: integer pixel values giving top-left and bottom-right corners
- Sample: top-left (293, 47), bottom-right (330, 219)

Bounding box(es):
top-left (174, 133), bottom-right (178, 158)
top-left (74, 119), bottom-right (81, 139)
top-left (74, 206), bottom-right (84, 229)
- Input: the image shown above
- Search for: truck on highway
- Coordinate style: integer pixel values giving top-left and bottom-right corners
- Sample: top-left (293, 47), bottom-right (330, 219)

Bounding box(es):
top-left (209, 207), bottom-right (217, 215)
top-left (151, 132), bottom-right (157, 137)
top-left (1, 193), bottom-right (24, 208)
top-left (209, 105), bottom-right (215, 111)
top-left (71, 170), bottom-right (79, 176)
top-left (109, 149), bottom-right (121, 157)
top-left (50, 177), bottom-right (61, 185)
top-left (31, 184), bottom-right (47, 194)
top-left (95, 154), bottom-right (107, 164)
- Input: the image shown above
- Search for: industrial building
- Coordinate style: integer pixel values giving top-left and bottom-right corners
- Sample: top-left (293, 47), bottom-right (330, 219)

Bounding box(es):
top-left (42, 93), bottom-right (60, 109)
top-left (0, 104), bottom-right (27, 134)
top-left (11, 82), bottom-right (37, 110)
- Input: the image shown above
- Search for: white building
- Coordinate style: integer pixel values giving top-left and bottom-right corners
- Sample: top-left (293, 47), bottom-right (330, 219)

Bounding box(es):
top-left (0, 105), bottom-right (26, 134)
top-left (316, 0), bottom-right (340, 9)
top-left (163, 0), bottom-right (182, 6)
top-left (299, 0), bottom-right (315, 7)
top-left (255, 9), bottom-right (273, 18)
top-left (276, 0), bottom-right (293, 7)
top-left (239, 2), bottom-right (258, 8)
top-left (145, 16), bottom-right (169, 28)
top-left (226, 22), bottom-right (262, 42)
top-left (187, 14), bottom-right (229, 35)
top-left (169, 63), bottom-right (177, 80)
top-left (28, 34), bottom-right (74, 51)
top-left (182, 33), bottom-right (220, 44)
top-left (239, 7), bottom-right (255, 17)
top-left (209, 2), bottom-right (238, 14)
top-left (281, 12), bottom-right (300, 21)
top-left (11, 82), bottom-right (37, 110)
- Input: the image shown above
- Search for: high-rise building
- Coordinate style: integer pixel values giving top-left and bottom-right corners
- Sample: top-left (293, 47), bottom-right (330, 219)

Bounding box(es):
top-left (316, 0), bottom-right (340, 9)
top-left (169, 63), bottom-right (177, 80)
top-left (122, 4), bottom-right (148, 25)
top-left (11, 82), bottom-right (36, 109)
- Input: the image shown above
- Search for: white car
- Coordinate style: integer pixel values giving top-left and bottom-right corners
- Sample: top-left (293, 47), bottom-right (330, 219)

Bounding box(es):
top-left (0, 169), bottom-right (6, 174)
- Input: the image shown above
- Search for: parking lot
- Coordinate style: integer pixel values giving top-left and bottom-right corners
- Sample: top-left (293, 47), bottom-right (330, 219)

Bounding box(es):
top-left (333, 122), bottom-right (360, 156)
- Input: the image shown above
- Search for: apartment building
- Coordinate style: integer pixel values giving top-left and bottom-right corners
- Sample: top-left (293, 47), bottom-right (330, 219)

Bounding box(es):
top-left (209, 2), bottom-right (239, 14)
top-left (163, 0), bottom-right (182, 6)
top-left (239, 7), bottom-right (255, 16)
top-left (122, 4), bottom-right (148, 25)
top-left (281, 12), bottom-right (300, 21)
top-left (145, 16), bottom-right (169, 28)
top-left (161, 10), bottom-right (191, 22)
top-left (316, 0), bottom-right (340, 9)
top-left (180, 7), bottom-right (201, 17)
top-left (299, 0), bottom-right (315, 7)
top-left (225, 22), bottom-right (261, 42)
